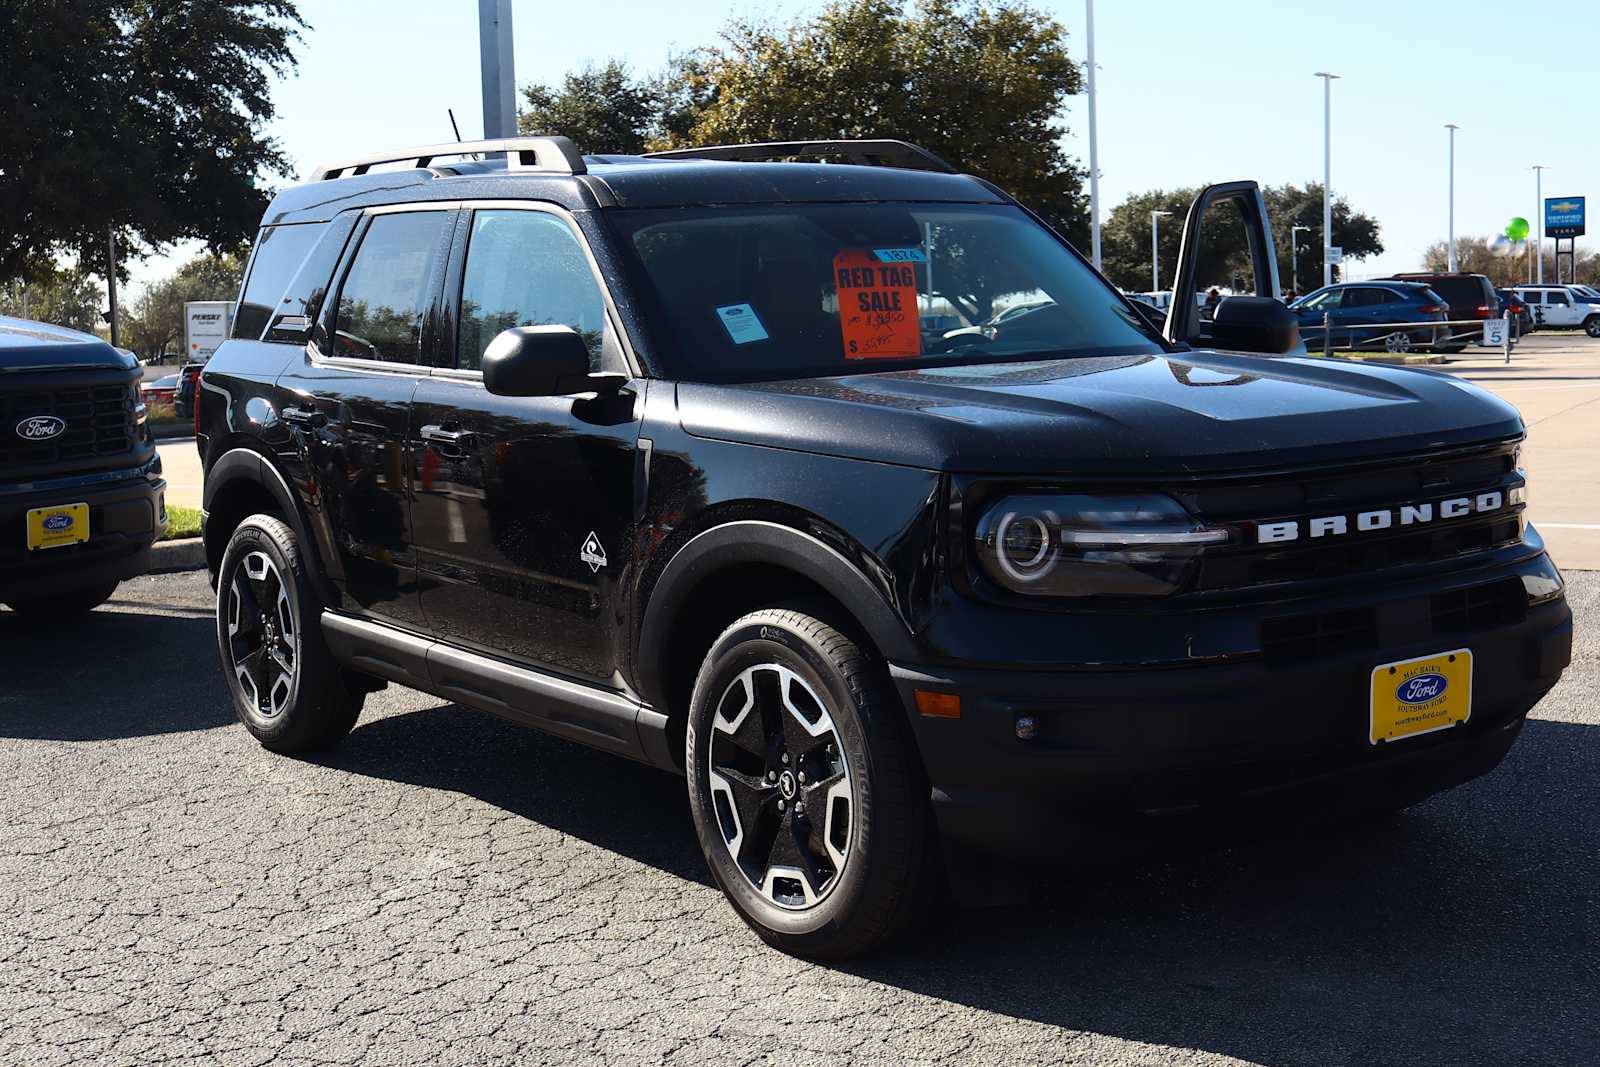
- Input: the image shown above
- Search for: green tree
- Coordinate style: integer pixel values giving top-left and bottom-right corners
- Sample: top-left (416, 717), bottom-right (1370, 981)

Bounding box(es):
top-left (1098, 182), bottom-right (1384, 295)
top-left (125, 248), bottom-right (249, 360)
top-left (0, 1), bottom-right (305, 282)
top-left (655, 0), bottom-right (1090, 245)
top-left (0, 263), bottom-right (104, 332)
top-left (519, 61), bottom-right (659, 155)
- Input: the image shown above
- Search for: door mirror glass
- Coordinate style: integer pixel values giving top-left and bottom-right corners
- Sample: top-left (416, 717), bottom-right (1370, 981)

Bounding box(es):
top-left (1210, 296), bottom-right (1300, 354)
top-left (482, 326), bottom-right (593, 397)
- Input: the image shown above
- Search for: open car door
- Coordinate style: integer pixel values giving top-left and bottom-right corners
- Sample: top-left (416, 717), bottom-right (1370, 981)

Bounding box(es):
top-left (1164, 181), bottom-right (1293, 353)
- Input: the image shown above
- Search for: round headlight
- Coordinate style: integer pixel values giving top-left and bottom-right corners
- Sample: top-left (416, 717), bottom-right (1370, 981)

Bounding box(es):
top-left (995, 509), bottom-right (1057, 583)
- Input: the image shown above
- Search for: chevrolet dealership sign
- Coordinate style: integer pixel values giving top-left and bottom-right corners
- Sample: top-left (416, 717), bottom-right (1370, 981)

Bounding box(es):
top-left (1545, 197), bottom-right (1586, 238)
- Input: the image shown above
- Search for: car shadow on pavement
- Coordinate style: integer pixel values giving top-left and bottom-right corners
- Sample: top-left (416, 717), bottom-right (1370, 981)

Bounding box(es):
top-left (0, 599), bottom-right (236, 740)
top-left (327, 702), bottom-right (711, 886)
top-left (841, 717), bottom-right (1600, 1067)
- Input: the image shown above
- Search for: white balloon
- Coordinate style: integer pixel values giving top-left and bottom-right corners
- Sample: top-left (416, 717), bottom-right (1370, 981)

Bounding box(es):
top-left (1489, 234), bottom-right (1513, 258)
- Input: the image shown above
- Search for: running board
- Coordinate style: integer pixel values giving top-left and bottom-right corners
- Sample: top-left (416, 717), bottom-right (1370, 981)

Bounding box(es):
top-left (320, 612), bottom-right (676, 771)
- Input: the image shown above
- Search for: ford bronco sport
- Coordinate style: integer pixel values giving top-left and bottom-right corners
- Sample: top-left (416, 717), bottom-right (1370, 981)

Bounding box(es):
top-left (2, 316), bottom-right (165, 613)
top-left (199, 137), bottom-right (1572, 958)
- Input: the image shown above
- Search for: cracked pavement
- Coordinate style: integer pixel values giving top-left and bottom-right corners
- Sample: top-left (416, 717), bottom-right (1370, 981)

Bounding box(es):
top-left (0, 569), bottom-right (1595, 1065)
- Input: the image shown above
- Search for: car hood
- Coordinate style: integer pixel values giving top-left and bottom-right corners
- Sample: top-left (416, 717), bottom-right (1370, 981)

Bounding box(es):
top-left (675, 350), bottom-right (1524, 476)
top-left (0, 315), bottom-right (134, 373)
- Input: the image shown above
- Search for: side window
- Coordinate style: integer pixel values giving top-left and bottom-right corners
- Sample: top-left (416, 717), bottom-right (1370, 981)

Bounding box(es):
top-left (1521, 291), bottom-right (1541, 304)
top-left (457, 209), bottom-right (611, 372)
top-left (330, 211), bottom-right (449, 364)
top-left (1342, 288), bottom-right (1378, 308)
top-left (1549, 290), bottom-right (1570, 306)
top-left (234, 223), bottom-right (324, 340)
top-left (1369, 288), bottom-right (1398, 305)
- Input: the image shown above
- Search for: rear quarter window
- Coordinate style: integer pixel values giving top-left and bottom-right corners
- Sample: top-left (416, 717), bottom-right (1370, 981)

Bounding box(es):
top-left (234, 223), bottom-right (326, 340)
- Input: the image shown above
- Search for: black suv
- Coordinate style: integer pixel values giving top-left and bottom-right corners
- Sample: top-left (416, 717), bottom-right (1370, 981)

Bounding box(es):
top-left (1382, 272), bottom-right (1501, 353)
top-left (199, 137), bottom-right (1571, 958)
top-left (1, 316), bottom-right (166, 613)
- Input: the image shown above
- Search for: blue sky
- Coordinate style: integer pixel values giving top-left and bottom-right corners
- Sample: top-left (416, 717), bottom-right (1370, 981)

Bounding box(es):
top-left (130, 0), bottom-right (1588, 295)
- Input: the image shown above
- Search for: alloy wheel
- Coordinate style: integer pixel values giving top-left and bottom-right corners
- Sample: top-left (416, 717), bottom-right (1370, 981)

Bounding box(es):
top-left (1384, 331), bottom-right (1412, 354)
top-left (226, 551), bottom-right (298, 719)
top-left (706, 663), bottom-right (854, 910)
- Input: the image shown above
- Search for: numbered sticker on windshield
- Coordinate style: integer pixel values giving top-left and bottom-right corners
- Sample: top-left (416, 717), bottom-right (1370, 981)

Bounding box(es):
top-left (834, 249), bottom-right (922, 360)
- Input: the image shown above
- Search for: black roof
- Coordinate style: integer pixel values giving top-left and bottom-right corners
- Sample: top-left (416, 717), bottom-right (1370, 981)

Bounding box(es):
top-left (262, 155), bottom-right (1005, 226)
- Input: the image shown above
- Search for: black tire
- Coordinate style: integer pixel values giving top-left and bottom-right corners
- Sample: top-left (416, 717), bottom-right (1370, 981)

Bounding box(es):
top-left (216, 514), bottom-right (362, 753)
top-left (685, 605), bottom-right (933, 959)
top-left (1585, 315), bottom-right (1600, 339)
top-left (4, 579), bottom-right (120, 616)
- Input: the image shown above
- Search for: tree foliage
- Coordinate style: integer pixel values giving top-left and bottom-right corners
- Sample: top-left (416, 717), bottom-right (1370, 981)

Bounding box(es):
top-left (518, 0), bottom-right (1091, 246)
top-left (1097, 183), bottom-right (1385, 295)
top-left (0, 263), bottom-right (104, 333)
top-left (1420, 237), bottom-right (1598, 288)
top-left (519, 61), bottom-right (659, 155)
top-left (124, 248), bottom-right (248, 359)
top-left (0, 0), bottom-right (305, 282)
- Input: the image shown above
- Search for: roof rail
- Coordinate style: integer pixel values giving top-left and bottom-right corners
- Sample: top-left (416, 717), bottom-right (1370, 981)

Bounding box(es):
top-left (643, 139), bottom-right (956, 174)
top-left (305, 136), bottom-right (587, 182)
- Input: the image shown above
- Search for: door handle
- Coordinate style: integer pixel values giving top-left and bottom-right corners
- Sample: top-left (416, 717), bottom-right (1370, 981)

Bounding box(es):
top-left (282, 406), bottom-right (326, 429)
top-left (421, 424), bottom-right (475, 448)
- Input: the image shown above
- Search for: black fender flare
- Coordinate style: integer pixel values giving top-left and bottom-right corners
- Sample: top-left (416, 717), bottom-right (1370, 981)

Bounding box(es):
top-left (635, 519), bottom-right (919, 708)
top-left (203, 447), bottom-right (336, 604)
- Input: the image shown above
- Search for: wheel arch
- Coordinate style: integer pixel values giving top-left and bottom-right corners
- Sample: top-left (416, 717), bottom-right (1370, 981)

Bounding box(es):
top-left (203, 447), bottom-right (335, 603)
top-left (636, 519), bottom-right (920, 764)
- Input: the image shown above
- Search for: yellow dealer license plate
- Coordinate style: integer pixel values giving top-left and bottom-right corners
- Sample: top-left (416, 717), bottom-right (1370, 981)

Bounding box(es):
top-left (1370, 649), bottom-right (1472, 744)
top-left (26, 502), bottom-right (90, 551)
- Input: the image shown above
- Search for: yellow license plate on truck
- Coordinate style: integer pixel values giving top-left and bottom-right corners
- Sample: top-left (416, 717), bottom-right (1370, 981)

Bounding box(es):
top-left (1370, 649), bottom-right (1472, 744)
top-left (26, 502), bottom-right (89, 550)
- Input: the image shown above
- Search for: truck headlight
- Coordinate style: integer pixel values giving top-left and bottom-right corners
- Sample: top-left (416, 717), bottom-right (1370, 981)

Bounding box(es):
top-left (974, 494), bottom-right (1228, 597)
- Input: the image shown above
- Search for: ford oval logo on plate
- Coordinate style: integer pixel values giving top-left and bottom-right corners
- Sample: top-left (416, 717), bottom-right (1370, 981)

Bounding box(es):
top-left (1396, 673), bottom-right (1448, 705)
top-left (42, 513), bottom-right (74, 532)
top-left (16, 415), bottom-right (67, 441)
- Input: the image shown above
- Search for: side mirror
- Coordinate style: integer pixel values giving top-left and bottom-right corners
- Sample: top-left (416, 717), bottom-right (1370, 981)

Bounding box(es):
top-left (1209, 296), bottom-right (1300, 355)
top-left (482, 325), bottom-right (599, 397)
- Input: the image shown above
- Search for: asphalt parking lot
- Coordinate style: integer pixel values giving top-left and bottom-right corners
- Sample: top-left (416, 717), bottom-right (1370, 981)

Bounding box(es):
top-left (1, 568), bottom-right (1596, 1066)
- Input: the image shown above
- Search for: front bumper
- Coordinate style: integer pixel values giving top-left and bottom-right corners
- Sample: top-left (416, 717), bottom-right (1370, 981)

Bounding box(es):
top-left (0, 470), bottom-right (167, 601)
top-left (893, 554), bottom-right (1572, 860)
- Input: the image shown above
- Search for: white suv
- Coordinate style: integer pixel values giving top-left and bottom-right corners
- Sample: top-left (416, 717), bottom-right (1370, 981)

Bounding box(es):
top-left (1513, 285), bottom-right (1600, 336)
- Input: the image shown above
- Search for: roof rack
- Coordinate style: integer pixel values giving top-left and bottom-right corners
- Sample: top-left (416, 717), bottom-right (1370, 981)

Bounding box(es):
top-left (643, 139), bottom-right (956, 174)
top-left (305, 136), bottom-right (586, 182)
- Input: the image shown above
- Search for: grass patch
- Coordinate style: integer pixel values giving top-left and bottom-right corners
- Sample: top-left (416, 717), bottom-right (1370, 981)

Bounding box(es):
top-left (163, 505), bottom-right (202, 541)
top-left (147, 407), bottom-right (184, 427)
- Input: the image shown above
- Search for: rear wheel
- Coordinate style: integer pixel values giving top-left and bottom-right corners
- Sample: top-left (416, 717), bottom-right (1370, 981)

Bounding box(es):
top-left (685, 606), bottom-right (933, 959)
top-left (217, 514), bottom-right (362, 753)
top-left (4, 579), bottom-right (120, 616)
top-left (1383, 331), bottom-right (1412, 354)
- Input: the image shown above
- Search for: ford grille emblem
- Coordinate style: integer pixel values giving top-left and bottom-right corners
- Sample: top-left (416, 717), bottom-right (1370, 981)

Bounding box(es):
top-left (16, 415), bottom-right (67, 442)
top-left (1396, 673), bottom-right (1447, 705)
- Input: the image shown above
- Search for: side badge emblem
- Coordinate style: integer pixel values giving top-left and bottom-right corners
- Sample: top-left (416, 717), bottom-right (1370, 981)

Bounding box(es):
top-left (580, 532), bottom-right (608, 573)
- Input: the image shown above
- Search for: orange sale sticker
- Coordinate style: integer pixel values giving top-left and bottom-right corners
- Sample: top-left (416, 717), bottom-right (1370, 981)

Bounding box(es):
top-left (833, 249), bottom-right (922, 360)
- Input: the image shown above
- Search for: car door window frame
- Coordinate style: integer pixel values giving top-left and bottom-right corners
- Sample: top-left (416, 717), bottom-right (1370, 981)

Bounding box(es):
top-left (311, 203), bottom-right (458, 377)
top-left (433, 199), bottom-right (640, 383)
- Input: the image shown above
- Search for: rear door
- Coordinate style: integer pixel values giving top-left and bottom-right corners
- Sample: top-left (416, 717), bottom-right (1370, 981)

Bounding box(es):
top-left (274, 205), bottom-right (455, 628)
top-left (1545, 288), bottom-right (1577, 326)
top-left (409, 202), bottom-right (643, 685)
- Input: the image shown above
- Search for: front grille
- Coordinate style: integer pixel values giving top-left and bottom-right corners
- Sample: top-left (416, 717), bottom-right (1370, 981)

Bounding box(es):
top-left (0, 383), bottom-right (138, 469)
top-left (1180, 442), bottom-right (1524, 593)
top-left (1261, 577), bottom-right (1526, 667)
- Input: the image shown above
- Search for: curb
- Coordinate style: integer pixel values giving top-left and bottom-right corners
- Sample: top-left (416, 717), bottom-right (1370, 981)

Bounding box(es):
top-left (150, 537), bottom-right (206, 574)
top-left (1324, 353), bottom-right (1447, 366)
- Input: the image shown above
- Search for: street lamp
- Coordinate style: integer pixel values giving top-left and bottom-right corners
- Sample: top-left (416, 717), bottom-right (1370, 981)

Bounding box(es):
top-left (1314, 72), bottom-right (1340, 287)
top-left (1445, 124), bottom-right (1459, 272)
top-left (1532, 164), bottom-right (1548, 284)
top-left (1290, 223), bottom-right (1312, 295)
top-left (1150, 210), bottom-right (1171, 293)
top-left (1085, 0), bottom-right (1101, 270)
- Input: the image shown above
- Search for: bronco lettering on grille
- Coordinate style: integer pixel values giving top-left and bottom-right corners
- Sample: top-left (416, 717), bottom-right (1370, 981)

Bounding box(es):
top-left (1257, 491), bottom-right (1509, 544)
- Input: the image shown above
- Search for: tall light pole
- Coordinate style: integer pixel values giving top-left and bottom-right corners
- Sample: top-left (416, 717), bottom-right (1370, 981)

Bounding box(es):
top-left (1291, 223), bottom-right (1311, 295)
top-left (1445, 124), bottom-right (1459, 272)
top-left (1150, 209), bottom-right (1171, 293)
top-left (1532, 164), bottom-right (1548, 284)
top-left (1085, 0), bottom-right (1101, 270)
top-left (478, 0), bottom-right (515, 141)
top-left (1315, 72), bottom-right (1339, 287)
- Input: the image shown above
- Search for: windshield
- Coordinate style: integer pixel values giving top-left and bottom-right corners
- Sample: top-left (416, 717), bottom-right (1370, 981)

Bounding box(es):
top-left (606, 203), bottom-right (1161, 383)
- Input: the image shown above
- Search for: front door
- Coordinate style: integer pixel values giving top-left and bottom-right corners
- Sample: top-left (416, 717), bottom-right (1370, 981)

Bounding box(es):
top-left (410, 204), bottom-right (643, 685)
top-left (275, 206), bottom-right (455, 629)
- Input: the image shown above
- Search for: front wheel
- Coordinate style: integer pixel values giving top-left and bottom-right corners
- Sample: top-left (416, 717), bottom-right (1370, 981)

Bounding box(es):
top-left (216, 514), bottom-right (362, 753)
top-left (1585, 315), bottom-right (1600, 338)
top-left (685, 606), bottom-right (934, 959)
